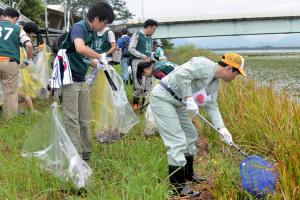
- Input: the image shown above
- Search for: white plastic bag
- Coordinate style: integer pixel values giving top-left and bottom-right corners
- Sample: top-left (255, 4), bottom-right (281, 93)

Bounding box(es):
top-left (112, 48), bottom-right (122, 63)
top-left (22, 102), bottom-right (93, 188)
top-left (144, 106), bottom-right (158, 136)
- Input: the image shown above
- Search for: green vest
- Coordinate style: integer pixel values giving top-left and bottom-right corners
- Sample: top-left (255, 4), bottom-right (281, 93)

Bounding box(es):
top-left (153, 61), bottom-right (176, 75)
top-left (135, 31), bottom-right (152, 58)
top-left (92, 29), bottom-right (111, 54)
top-left (0, 21), bottom-right (20, 63)
top-left (60, 20), bottom-right (93, 81)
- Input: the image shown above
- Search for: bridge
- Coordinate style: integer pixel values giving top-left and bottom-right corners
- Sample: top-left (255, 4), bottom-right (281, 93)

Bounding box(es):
top-left (112, 12), bottom-right (300, 39)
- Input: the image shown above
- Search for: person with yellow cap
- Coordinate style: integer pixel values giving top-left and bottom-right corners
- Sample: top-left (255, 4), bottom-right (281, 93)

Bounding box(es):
top-left (150, 53), bottom-right (246, 197)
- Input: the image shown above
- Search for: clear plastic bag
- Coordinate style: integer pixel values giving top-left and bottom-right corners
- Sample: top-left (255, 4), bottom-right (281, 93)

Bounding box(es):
top-left (22, 102), bottom-right (93, 188)
top-left (32, 46), bottom-right (51, 98)
top-left (89, 68), bottom-right (139, 143)
top-left (144, 101), bottom-right (158, 136)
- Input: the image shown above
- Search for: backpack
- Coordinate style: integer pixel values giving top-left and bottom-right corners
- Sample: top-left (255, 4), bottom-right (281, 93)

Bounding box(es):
top-left (121, 36), bottom-right (130, 57)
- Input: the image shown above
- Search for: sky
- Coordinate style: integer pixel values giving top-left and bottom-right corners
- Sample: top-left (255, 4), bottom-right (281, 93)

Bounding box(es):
top-left (124, 0), bottom-right (300, 48)
top-left (125, 0), bottom-right (300, 20)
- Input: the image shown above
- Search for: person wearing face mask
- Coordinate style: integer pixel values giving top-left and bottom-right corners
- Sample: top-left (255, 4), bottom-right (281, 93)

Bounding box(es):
top-left (128, 19), bottom-right (158, 110)
top-left (150, 53), bottom-right (247, 197)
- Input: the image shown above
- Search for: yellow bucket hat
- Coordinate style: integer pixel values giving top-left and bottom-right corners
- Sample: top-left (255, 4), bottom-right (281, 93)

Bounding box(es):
top-left (222, 53), bottom-right (246, 77)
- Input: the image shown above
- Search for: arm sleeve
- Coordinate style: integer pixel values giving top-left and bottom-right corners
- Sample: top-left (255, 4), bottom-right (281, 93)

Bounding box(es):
top-left (174, 58), bottom-right (209, 97)
top-left (128, 33), bottom-right (147, 59)
top-left (19, 29), bottom-right (31, 46)
top-left (70, 24), bottom-right (85, 42)
top-left (153, 70), bottom-right (167, 80)
top-left (117, 38), bottom-right (123, 48)
top-left (204, 85), bottom-right (225, 129)
top-left (108, 31), bottom-right (116, 43)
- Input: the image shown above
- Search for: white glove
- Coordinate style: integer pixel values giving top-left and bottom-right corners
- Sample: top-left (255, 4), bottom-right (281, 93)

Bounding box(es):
top-left (96, 62), bottom-right (108, 71)
top-left (99, 53), bottom-right (108, 66)
top-left (185, 97), bottom-right (199, 115)
top-left (218, 127), bottom-right (233, 146)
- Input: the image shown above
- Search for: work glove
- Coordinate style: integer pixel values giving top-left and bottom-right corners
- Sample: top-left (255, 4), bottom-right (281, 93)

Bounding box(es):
top-left (218, 127), bottom-right (233, 146)
top-left (96, 62), bottom-right (108, 71)
top-left (185, 97), bottom-right (199, 115)
top-left (23, 59), bottom-right (32, 66)
top-left (99, 53), bottom-right (108, 66)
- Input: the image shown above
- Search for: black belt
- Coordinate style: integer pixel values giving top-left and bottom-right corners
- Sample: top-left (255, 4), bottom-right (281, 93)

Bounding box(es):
top-left (159, 81), bottom-right (182, 101)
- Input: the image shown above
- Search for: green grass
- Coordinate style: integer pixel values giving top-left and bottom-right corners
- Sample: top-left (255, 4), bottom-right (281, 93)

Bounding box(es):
top-left (0, 47), bottom-right (299, 199)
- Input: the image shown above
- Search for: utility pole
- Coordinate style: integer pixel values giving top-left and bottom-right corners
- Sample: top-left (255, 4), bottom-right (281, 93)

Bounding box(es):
top-left (43, 0), bottom-right (49, 45)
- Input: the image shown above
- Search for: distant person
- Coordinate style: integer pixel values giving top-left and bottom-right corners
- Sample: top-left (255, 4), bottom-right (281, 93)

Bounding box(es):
top-left (128, 19), bottom-right (158, 110)
top-left (0, 8), bottom-right (32, 119)
top-left (92, 26), bottom-right (116, 66)
top-left (153, 40), bottom-right (166, 61)
top-left (117, 28), bottom-right (131, 84)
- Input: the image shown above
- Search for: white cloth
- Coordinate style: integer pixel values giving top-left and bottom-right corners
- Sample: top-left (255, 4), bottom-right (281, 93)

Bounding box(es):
top-left (49, 49), bottom-right (73, 89)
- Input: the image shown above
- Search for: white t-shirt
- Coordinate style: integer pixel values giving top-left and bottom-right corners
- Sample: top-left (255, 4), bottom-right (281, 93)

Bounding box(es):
top-left (97, 27), bottom-right (116, 43)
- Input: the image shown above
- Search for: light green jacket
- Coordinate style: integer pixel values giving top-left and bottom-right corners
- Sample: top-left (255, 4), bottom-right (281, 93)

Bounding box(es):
top-left (162, 57), bottom-right (224, 128)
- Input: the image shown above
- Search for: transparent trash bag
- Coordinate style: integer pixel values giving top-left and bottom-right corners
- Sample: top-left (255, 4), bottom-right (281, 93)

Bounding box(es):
top-left (144, 106), bottom-right (158, 136)
top-left (89, 68), bottom-right (139, 143)
top-left (22, 102), bottom-right (93, 188)
top-left (18, 66), bottom-right (42, 99)
top-left (32, 46), bottom-right (51, 98)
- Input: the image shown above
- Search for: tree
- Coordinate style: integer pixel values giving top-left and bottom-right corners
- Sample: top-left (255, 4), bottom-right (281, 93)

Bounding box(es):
top-left (2, 0), bottom-right (44, 25)
top-left (47, 0), bottom-right (134, 21)
top-left (161, 39), bottom-right (174, 50)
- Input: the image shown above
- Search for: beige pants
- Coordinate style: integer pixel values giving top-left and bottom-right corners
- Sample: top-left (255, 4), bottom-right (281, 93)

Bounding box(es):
top-left (62, 82), bottom-right (92, 161)
top-left (0, 61), bottom-right (19, 120)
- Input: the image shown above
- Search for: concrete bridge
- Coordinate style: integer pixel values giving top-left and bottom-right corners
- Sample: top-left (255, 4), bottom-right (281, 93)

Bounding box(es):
top-left (112, 12), bottom-right (300, 39)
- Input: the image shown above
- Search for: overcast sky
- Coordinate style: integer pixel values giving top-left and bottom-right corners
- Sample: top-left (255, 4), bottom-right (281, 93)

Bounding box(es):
top-left (125, 0), bottom-right (300, 19)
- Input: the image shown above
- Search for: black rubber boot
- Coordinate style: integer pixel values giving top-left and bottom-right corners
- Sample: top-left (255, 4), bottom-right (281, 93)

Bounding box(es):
top-left (185, 155), bottom-right (206, 183)
top-left (169, 165), bottom-right (200, 197)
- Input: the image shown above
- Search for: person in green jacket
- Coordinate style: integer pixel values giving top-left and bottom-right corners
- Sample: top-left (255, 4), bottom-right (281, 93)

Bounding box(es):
top-left (150, 53), bottom-right (246, 197)
top-left (0, 8), bottom-right (32, 119)
top-left (59, 1), bottom-right (114, 162)
top-left (128, 19), bottom-right (158, 110)
top-left (92, 26), bottom-right (116, 66)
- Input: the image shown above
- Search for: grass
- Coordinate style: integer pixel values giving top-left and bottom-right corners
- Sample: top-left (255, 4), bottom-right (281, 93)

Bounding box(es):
top-left (0, 46), bottom-right (299, 199)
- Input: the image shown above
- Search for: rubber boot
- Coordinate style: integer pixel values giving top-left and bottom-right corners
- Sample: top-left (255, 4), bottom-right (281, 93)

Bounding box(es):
top-left (169, 165), bottom-right (200, 197)
top-left (133, 97), bottom-right (139, 111)
top-left (185, 155), bottom-right (206, 183)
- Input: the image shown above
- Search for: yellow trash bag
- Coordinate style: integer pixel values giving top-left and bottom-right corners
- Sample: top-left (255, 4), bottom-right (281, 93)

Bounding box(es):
top-left (18, 66), bottom-right (42, 98)
top-left (19, 47), bottom-right (42, 98)
top-left (89, 69), bottom-right (139, 143)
